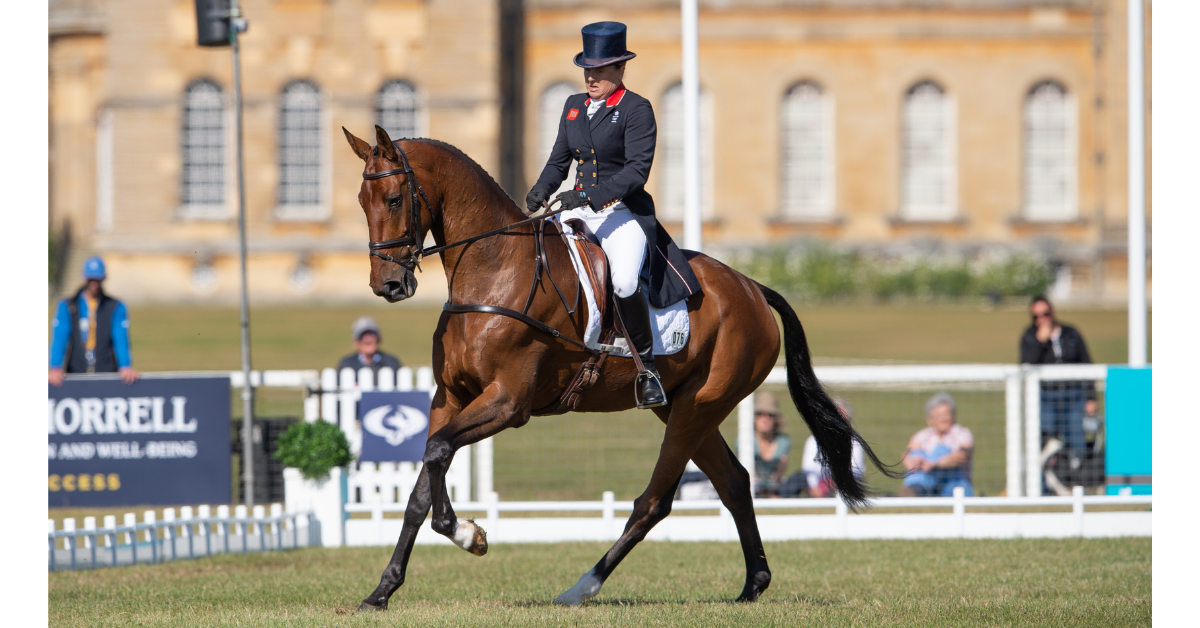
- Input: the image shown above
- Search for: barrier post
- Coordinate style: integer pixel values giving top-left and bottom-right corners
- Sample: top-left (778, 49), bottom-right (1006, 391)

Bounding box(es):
top-left (1024, 369), bottom-right (1043, 498)
top-left (1073, 485), bottom-right (1085, 537)
top-left (105, 515), bottom-right (117, 565)
top-left (181, 506), bottom-right (195, 559)
top-left (953, 486), bottom-right (966, 538)
top-left (738, 394), bottom-right (756, 491)
top-left (144, 511), bottom-right (157, 563)
top-left (48, 520), bottom-right (55, 572)
top-left (84, 517), bottom-right (97, 569)
top-left (602, 491), bottom-right (616, 541)
top-left (1005, 372), bottom-right (1023, 497)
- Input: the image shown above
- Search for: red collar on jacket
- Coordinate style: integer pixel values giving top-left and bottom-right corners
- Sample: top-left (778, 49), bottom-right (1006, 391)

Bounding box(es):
top-left (585, 84), bottom-right (627, 108)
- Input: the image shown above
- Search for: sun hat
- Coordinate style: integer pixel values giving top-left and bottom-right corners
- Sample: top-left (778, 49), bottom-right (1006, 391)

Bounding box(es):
top-left (753, 391), bottom-right (782, 417)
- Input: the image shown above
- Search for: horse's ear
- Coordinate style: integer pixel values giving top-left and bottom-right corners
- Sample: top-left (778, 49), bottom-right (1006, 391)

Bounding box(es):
top-left (375, 125), bottom-right (399, 163)
top-left (343, 127), bottom-right (371, 162)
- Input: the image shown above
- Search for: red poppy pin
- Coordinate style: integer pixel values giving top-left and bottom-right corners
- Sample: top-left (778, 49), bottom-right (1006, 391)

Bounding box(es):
top-left (567, 108), bottom-right (579, 120)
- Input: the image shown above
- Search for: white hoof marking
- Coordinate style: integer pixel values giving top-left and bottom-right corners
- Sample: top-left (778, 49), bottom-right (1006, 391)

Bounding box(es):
top-left (452, 520), bottom-right (477, 552)
top-left (553, 570), bottom-right (603, 606)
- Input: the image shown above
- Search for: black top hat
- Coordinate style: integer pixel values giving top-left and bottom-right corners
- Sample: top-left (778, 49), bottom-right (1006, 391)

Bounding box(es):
top-left (573, 22), bottom-right (637, 69)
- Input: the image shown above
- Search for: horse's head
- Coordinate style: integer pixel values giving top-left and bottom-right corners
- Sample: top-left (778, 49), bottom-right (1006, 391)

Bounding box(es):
top-left (344, 126), bottom-right (433, 303)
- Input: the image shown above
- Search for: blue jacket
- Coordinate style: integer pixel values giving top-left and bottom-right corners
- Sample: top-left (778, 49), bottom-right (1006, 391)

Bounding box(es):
top-left (50, 288), bottom-right (131, 372)
top-left (534, 85), bottom-right (701, 309)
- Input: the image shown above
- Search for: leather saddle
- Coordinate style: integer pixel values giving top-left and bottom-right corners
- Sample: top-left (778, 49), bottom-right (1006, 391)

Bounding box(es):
top-left (561, 218), bottom-right (613, 333)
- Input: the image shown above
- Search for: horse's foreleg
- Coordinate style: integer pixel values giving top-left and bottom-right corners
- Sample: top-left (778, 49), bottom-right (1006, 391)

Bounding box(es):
top-left (359, 466), bottom-right (434, 611)
top-left (690, 430), bottom-right (771, 602)
top-left (424, 385), bottom-right (523, 556)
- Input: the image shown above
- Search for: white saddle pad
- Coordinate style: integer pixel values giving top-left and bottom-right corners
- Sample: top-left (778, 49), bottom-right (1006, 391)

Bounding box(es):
top-left (557, 218), bottom-right (690, 357)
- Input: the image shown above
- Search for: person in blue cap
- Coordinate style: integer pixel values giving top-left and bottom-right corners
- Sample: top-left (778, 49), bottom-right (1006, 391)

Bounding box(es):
top-left (49, 256), bottom-right (138, 386)
top-left (527, 21), bottom-right (701, 409)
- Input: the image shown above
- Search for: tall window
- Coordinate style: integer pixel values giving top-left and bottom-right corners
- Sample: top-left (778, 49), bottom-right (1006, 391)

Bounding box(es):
top-left (277, 80), bottom-right (325, 219)
top-left (1024, 81), bottom-right (1076, 220)
top-left (781, 81), bottom-right (834, 219)
top-left (538, 82), bottom-right (579, 196)
top-left (376, 80), bottom-right (420, 140)
top-left (901, 81), bottom-right (955, 220)
top-left (180, 80), bottom-right (227, 218)
top-left (660, 82), bottom-right (713, 220)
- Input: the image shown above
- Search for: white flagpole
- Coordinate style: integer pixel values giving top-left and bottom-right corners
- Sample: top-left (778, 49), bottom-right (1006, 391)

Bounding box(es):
top-left (681, 0), bottom-right (702, 252)
top-left (1127, 0), bottom-right (1147, 367)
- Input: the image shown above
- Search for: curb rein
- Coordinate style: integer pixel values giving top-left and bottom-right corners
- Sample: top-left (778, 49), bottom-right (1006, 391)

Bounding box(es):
top-left (364, 142), bottom-right (597, 357)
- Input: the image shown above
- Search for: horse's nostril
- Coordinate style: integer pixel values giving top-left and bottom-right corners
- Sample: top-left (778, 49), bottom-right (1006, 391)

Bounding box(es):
top-left (383, 280), bottom-right (403, 294)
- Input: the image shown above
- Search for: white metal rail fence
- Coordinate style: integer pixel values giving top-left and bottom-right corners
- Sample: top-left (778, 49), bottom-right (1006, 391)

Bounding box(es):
top-left (48, 504), bottom-right (317, 571)
top-left (243, 363), bottom-right (1148, 545)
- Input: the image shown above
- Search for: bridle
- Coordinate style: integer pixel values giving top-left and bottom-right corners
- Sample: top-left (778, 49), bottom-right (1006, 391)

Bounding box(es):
top-left (364, 142), bottom-right (434, 270)
top-left (364, 141), bottom-right (576, 270)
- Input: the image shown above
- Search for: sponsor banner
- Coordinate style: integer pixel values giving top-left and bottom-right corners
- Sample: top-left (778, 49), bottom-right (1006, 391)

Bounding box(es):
top-left (48, 376), bottom-right (232, 507)
top-left (359, 392), bottom-right (430, 463)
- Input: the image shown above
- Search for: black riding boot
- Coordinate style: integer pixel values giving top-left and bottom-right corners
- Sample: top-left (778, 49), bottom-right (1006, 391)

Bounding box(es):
top-left (616, 287), bottom-right (668, 408)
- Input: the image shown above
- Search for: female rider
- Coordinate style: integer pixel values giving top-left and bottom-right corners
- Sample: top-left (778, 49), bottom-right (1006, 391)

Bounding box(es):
top-left (526, 21), bottom-right (702, 409)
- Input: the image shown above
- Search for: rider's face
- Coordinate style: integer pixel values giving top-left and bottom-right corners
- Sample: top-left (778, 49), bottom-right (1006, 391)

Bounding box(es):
top-left (583, 63), bottom-right (625, 103)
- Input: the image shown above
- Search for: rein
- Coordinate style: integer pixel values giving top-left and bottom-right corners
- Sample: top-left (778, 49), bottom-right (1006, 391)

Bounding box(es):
top-left (366, 141), bottom-right (574, 269)
top-left (364, 141), bottom-right (597, 356)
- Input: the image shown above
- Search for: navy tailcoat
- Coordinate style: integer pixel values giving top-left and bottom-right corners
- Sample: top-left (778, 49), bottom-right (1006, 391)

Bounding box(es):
top-left (534, 86), bottom-right (702, 309)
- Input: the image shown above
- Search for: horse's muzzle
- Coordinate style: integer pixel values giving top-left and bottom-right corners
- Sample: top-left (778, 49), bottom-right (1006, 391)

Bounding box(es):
top-left (376, 268), bottom-right (418, 302)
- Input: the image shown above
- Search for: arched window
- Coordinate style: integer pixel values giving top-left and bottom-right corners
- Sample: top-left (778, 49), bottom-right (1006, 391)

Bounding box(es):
top-left (180, 80), bottom-right (227, 217)
top-left (277, 80), bottom-right (326, 219)
top-left (1024, 81), bottom-right (1076, 220)
top-left (538, 82), bottom-right (579, 196)
top-left (660, 82), bottom-right (713, 221)
top-left (901, 81), bottom-right (955, 220)
top-left (781, 81), bottom-right (834, 219)
top-left (376, 80), bottom-right (420, 140)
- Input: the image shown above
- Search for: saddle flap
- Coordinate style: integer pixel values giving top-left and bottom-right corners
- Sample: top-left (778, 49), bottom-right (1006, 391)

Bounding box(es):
top-left (569, 230), bottom-right (611, 331)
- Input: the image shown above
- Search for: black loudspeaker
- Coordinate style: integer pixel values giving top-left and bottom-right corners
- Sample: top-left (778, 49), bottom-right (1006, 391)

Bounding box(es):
top-left (194, 0), bottom-right (232, 47)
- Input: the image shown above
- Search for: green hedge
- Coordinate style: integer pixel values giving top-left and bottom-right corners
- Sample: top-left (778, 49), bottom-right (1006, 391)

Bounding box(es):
top-left (729, 245), bottom-right (1054, 302)
top-left (273, 421), bottom-right (353, 481)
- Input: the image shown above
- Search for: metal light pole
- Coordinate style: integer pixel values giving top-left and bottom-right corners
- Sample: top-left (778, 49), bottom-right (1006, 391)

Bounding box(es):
top-left (1127, 0), bottom-right (1147, 368)
top-left (229, 4), bottom-right (255, 504)
top-left (681, 0), bottom-right (702, 252)
top-left (194, 0), bottom-right (254, 505)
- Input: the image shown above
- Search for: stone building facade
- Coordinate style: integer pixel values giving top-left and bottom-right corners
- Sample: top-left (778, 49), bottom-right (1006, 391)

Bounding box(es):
top-left (49, 0), bottom-right (1149, 304)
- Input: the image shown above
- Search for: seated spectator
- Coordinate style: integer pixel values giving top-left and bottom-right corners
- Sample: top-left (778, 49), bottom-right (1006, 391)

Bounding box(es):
top-left (338, 316), bottom-right (402, 378)
top-left (799, 398), bottom-right (865, 498)
top-left (899, 392), bottom-right (975, 497)
top-left (753, 391), bottom-right (791, 498)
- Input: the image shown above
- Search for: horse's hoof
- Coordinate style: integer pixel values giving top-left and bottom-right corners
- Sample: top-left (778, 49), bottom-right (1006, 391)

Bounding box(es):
top-left (358, 600), bottom-right (387, 612)
top-left (453, 520), bottom-right (488, 557)
top-left (554, 569), bottom-right (603, 606)
top-left (736, 571), bottom-right (772, 602)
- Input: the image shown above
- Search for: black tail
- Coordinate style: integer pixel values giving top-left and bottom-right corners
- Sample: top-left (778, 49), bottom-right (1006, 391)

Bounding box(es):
top-left (758, 284), bottom-right (903, 510)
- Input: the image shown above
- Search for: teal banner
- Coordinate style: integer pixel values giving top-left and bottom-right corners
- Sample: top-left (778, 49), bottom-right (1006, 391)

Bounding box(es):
top-left (1104, 366), bottom-right (1152, 495)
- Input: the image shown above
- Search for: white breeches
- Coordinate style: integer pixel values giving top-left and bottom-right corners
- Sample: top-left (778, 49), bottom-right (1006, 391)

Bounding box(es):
top-left (560, 203), bottom-right (647, 299)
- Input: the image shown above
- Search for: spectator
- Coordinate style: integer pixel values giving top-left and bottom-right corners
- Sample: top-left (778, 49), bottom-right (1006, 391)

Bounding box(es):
top-left (1019, 294), bottom-right (1096, 471)
top-left (753, 391), bottom-right (791, 497)
top-left (337, 316), bottom-right (402, 378)
top-left (49, 256), bottom-right (139, 386)
top-left (799, 398), bottom-right (865, 498)
top-left (899, 392), bottom-right (974, 497)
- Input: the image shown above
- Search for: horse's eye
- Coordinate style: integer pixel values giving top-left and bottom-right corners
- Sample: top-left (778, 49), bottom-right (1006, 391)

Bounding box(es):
top-left (387, 196), bottom-right (402, 208)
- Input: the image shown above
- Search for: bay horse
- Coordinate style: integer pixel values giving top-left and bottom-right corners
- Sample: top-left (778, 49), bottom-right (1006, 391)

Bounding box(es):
top-left (343, 126), bottom-right (897, 610)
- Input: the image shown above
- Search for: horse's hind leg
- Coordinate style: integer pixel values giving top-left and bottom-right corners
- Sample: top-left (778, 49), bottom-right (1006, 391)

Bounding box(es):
top-left (689, 430), bottom-right (772, 601)
top-left (359, 466), bottom-right (434, 611)
top-left (554, 410), bottom-right (715, 605)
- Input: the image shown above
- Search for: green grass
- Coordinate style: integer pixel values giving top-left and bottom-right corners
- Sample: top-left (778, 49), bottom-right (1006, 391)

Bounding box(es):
top-left (48, 303), bottom-right (1143, 502)
top-left (48, 538), bottom-right (1151, 627)
top-left (64, 303), bottom-right (1142, 372)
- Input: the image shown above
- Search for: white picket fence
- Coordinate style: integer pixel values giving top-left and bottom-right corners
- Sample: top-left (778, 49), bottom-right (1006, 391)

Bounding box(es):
top-left (48, 504), bottom-right (316, 571)
top-left (241, 362), bottom-right (1150, 547)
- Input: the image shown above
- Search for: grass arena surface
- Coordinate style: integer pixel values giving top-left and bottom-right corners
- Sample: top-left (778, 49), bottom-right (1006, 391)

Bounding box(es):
top-left (49, 538), bottom-right (1150, 627)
